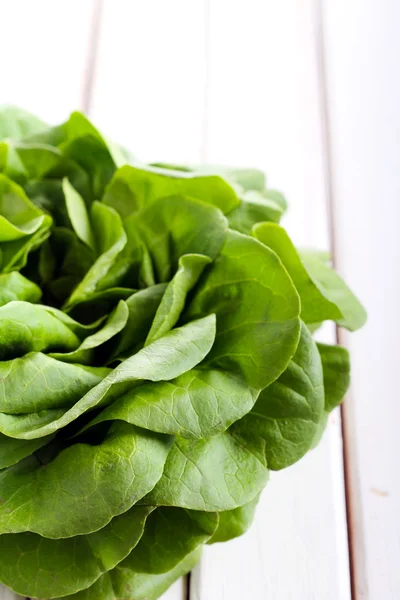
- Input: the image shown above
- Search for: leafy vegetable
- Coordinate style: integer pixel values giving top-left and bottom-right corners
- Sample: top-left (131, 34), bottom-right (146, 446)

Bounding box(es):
top-left (0, 105), bottom-right (47, 140)
top-left (231, 321), bottom-right (324, 470)
top-left (0, 107), bottom-right (366, 599)
top-left (0, 506), bottom-right (154, 598)
top-left (208, 495), bottom-right (261, 544)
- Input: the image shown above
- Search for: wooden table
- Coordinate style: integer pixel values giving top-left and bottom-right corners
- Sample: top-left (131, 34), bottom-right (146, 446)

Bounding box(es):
top-left (1, 1), bottom-right (399, 598)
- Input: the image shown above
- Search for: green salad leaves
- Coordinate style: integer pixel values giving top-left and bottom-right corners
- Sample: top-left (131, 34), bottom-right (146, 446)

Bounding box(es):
top-left (0, 106), bottom-right (366, 600)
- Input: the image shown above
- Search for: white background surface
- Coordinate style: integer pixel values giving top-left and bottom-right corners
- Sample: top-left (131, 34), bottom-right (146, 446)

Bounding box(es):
top-left (0, 1), bottom-right (399, 598)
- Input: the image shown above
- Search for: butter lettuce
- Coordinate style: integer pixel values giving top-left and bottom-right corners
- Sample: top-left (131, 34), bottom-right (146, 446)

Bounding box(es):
top-left (0, 107), bottom-right (366, 599)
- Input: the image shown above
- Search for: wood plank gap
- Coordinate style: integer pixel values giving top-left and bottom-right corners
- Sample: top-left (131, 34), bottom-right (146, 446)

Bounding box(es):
top-left (185, 572), bottom-right (191, 600)
top-left (313, 1), bottom-right (367, 598)
top-left (339, 328), bottom-right (370, 600)
top-left (81, 0), bottom-right (104, 115)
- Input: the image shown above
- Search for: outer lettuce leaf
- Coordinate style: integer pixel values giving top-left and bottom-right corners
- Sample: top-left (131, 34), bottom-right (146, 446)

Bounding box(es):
top-left (0, 353), bottom-right (109, 414)
top-left (208, 495), bottom-right (260, 544)
top-left (300, 251), bottom-right (367, 331)
top-left (0, 315), bottom-right (216, 438)
top-left (145, 429), bottom-right (269, 511)
top-left (318, 343), bottom-right (350, 412)
top-left (0, 422), bottom-right (171, 538)
top-left (311, 343), bottom-right (351, 447)
top-left (255, 222), bottom-right (366, 331)
top-left (110, 548), bottom-right (202, 600)
top-left (0, 506), bottom-right (154, 598)
top-left (231, 321), bottom-right (324, 470)
top-left (122, 507), bottom-right (217, 574)
top-left (83, 368), bottom-right (258, 439)
top-left (60, 548), bottom-right (202, 600)
top-left (59, 507), bottom-right (212, 600)
top-left (253, 222), bottom-right (343, 324)
top-left (186, 230), bottom-right (301, 389)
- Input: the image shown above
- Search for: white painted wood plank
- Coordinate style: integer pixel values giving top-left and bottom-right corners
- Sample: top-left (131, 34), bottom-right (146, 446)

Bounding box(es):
top-left (0, 1), bottom-right (97, 599)
top-left (0, 587), bottom-right (22, 600)
top-left (159, 580), bottom-right (186, 600)
top-left (91, 4), bottom-right (206, 598)
top-left (322, 1), bottom-right (400, 598)
top-left (0, 0), bottom-right (96, 122)
top-left (90, 0), bottom-right (208, 166)
top-left (190, 1), bottom-right (351, 598)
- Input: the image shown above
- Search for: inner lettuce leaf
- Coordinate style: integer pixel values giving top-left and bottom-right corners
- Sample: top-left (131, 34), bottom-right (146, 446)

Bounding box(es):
top-left (0, 107), bottom-right (366, 600)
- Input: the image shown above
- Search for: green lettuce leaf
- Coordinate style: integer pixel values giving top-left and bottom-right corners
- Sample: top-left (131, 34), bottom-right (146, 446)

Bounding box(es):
top-left (228, 190), bottom-right (284, 233)
top-left (231, 321), bottom-right (324, 470)
top-left (145, 254), bottom-right (211, 345)
top-left (253, 222), bottom-right (343, 324)
top-left (0, 432), bottom-right (55, 469)
top-left (0, 174), bottom-right (52, 272)
top-left (0, 315), bottom-right (216, 438)
top-left (0, 353), bottom-right (109, 414)
top-left (208, 495), bottom-right (260, 544)
top-left (0, 506), bottom-right (153, 598)
top-left (0, 271), bottom-right (41, 305)
top-left (0, 422), bottom-right (171, 538)
top-left (82, 368), bottom-right (258, 439)
top-left (145, 429), bottom-right (269, 511)
top-left (186, 230), bottom-right (301, 389)
top-left (300, 251), bottom-right (367, 331)
top-left (0, 105), bottom-right (47, 140)
top-left (59, 548), bottom-right (202, 600)
top-left (311, 342), bottom-right (351, 447)
top-left (64, 202), bottom-right (127, 309)
top-left (122, 507), bottom-right (217, 574)
top-left (102, 164), bottom-right (239, 217)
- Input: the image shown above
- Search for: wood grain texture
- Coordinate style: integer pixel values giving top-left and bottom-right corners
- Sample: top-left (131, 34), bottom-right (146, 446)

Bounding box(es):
top-left (189, 1), bottom-right (351, 598)
top-left (322, 1), bottom-right (400, 598)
